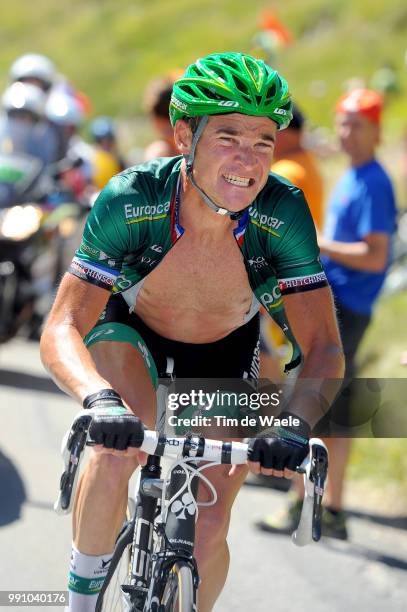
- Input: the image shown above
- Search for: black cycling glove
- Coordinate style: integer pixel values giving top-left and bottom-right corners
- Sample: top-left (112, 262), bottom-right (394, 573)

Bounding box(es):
top-left (247, 411), bottom-right (310, 471)
top-left (84, 389), bottom-right (145, 451)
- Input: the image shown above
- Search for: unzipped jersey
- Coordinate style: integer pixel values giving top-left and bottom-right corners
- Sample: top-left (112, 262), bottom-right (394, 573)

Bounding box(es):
top-left (69, 156), bottom-right (328, 371)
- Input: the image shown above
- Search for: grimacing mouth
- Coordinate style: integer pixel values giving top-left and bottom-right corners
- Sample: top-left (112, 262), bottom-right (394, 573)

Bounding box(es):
top-left (222, 173), bottom-right (255, 187)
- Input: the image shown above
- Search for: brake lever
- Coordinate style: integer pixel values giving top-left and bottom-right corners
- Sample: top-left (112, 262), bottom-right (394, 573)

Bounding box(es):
top-left (54, 412), bottom-right (93, 514)
top-left (310, 442), bottom-right (328, 542)
top-left (292, 438), bottom-right (328, 546)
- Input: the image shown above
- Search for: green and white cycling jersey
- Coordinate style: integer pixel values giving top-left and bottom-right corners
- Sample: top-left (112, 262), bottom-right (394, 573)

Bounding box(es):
top-left (69, 156), bottom-right (327, 371)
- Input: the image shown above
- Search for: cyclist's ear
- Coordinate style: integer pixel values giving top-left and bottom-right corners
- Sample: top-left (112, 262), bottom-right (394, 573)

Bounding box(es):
top-left (174, 119), bottom-right (193, 154)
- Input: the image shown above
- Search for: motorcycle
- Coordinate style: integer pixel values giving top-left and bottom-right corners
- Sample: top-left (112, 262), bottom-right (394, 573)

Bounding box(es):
top-left (0, 150), bottom-right (88, 343)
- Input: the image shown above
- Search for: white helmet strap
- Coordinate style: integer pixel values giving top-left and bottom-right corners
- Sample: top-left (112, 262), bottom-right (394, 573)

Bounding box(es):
top-left (184, 116), bottom-right (245, 221)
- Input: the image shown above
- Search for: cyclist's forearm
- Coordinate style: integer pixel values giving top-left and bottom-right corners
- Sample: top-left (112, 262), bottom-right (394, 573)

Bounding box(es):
top-left (288, 342), bottom-right (344, 427)
top-left (40, 323), bottom-right (112, 404)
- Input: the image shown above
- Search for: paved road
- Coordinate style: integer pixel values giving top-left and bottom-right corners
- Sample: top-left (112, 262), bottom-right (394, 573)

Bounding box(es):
top-left (0, 339), bottom-right (406, 611)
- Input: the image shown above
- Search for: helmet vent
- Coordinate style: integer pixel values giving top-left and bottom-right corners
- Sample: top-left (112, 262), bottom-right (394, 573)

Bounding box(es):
top-left (266, 84), bottom-right (276, 100)
top-left (180, 85), bottom-right (196, 98)
top-left (201, 87), bottom-right (224, 101)
top-left (210, 65), bottom-right (226, 79)
top-left (221, 57), bottom-right (238, 69)
top-left (232, 75), bottom-right (249, 95)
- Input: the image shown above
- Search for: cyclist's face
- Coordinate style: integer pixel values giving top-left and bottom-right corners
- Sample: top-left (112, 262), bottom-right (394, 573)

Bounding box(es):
top-left (192, 114), bottom-right (277, 211)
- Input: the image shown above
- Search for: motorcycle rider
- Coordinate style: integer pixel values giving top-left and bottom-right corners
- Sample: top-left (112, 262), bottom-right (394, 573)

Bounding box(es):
top-left (45, 90), bottom-right (93, 199)
top-left (9, 53), bottom-right (57, 94)
top-left (0, 81), bottom-right (59, 165)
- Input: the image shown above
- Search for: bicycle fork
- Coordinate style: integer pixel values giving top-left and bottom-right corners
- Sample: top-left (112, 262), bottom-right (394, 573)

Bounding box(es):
top-left (122, 455), bottom-right (162, 609)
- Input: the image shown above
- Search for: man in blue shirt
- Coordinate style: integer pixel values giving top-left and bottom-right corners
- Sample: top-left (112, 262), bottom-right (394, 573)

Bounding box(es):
top-left (322, 90), bottom-right (397, 317)
top-left (257, 88), bottom-right (397, 539)
top-left (318, 88), bottom-right (397, 537)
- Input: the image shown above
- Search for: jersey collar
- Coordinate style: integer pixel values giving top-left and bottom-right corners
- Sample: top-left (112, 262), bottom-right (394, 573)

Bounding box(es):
top-left (170, 171), bottom-right (250, 247)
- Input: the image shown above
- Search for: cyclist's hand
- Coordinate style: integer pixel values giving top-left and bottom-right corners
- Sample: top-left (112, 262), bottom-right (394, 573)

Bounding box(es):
top-left (84, 389), bottom-right (146, 460)
top-left (247, 411), bottom-right (310, 478)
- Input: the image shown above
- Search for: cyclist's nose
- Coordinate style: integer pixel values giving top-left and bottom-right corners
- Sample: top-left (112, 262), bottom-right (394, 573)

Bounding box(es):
top-left (234, 146), bottom-right (257, 168)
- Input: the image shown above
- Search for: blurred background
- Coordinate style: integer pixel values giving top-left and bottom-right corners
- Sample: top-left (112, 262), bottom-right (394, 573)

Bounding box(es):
top-left (0, 1), bottom-right (407, 608)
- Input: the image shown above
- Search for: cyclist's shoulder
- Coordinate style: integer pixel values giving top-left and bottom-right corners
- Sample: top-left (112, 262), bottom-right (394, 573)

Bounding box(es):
top-left (258, 171), bottom-right (306, 202)
top-left (121, 155), bottom-right (182, 182)
top-left (250, 172), bottom-right (309, 224)
top-left (104, 156), bottom-right (182, 197)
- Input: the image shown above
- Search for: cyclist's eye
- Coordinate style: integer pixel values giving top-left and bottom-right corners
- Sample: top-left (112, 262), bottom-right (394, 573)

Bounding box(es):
top-left (256, 142), bottom-right (273, 151)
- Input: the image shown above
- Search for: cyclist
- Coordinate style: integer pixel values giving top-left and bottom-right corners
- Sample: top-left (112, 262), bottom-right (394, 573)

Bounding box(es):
top-left (40, 52), bottom-right (344, 612)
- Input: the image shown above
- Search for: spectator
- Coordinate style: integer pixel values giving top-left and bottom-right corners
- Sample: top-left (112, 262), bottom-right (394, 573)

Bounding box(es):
top-left (257, 88), bottom-right (397, 539)
top-left (89, 116), bottom-right (126, 189)
top-left (143, 74), bottom-right (181, 160)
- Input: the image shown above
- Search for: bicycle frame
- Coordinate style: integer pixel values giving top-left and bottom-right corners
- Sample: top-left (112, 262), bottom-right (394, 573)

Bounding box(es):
top-left (96, 453), bottom-right (201, 611)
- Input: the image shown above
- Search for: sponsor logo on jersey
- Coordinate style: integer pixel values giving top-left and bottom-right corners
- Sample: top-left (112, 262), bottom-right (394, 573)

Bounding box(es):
top-left (81, 241), bottom-right (100, 258)
top-left (279, 272), bottom-right (327, 291)
top-left (113, 274), bottom-right (132, 291)
top-left (249, 208), bottom-right (285, 233)
top-left (124, 202), bottom-right (170, 222)
top-left (248, 256), bottom-right (267, 270)
top-left (140, 255), bottom-right (158, 268)
top-left (80, 242), bottom-right (116, 267)
top-left (70, 257), bottom-right (118, 287)
top-left (260, 285), bottom-right (282, 308)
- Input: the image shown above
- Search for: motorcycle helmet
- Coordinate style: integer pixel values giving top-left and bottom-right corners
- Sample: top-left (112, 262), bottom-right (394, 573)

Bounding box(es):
top-left (9, 53), bottom-right (56, 92)
top-left (2, 81), bottom-right (46, 119)
top-left (45, 91), bottom-right (84, 127)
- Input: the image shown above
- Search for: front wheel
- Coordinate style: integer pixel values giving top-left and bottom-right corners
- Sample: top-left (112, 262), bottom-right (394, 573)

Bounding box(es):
top-left (157, 561), bottom-right (197, 612)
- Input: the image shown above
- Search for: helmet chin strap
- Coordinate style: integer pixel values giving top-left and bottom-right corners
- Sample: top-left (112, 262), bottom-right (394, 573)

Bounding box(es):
top-left (184, 116), bottom-right (246, 221)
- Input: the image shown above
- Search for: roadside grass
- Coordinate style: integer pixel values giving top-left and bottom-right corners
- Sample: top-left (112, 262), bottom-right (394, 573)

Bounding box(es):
top-left (0, 0), bottom-right (406, 132)
top-left (347, 439), bottom-right (407, 512)
top-left (348, 291), bottom-right (407, 510)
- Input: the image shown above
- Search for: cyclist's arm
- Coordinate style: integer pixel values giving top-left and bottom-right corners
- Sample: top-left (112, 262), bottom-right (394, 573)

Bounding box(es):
top-left (282, 285), bottom-right (344, 426)
top-left (265, 184), bottom-right (345, 426)
top-left (40, 273), bottom-right (113, 403)
top-left (40, 174), bottom-right (133, 404)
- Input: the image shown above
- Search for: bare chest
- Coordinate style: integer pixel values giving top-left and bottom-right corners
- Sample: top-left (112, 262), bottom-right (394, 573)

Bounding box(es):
top-left (139, 233), bottom-right (252, 312)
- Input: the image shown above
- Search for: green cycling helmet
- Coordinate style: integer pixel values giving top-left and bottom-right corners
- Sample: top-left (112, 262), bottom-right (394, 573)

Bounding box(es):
top-left (170, 52), bottom-right (292, 129)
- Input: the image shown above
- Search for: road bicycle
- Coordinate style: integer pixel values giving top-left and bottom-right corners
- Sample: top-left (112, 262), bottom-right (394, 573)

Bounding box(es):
top-left (55, 409), bottom-right (328, 611)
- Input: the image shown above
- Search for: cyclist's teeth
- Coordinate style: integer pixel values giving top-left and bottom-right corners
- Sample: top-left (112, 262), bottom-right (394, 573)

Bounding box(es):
top-left (224, 174), bottom-right (250, 187)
